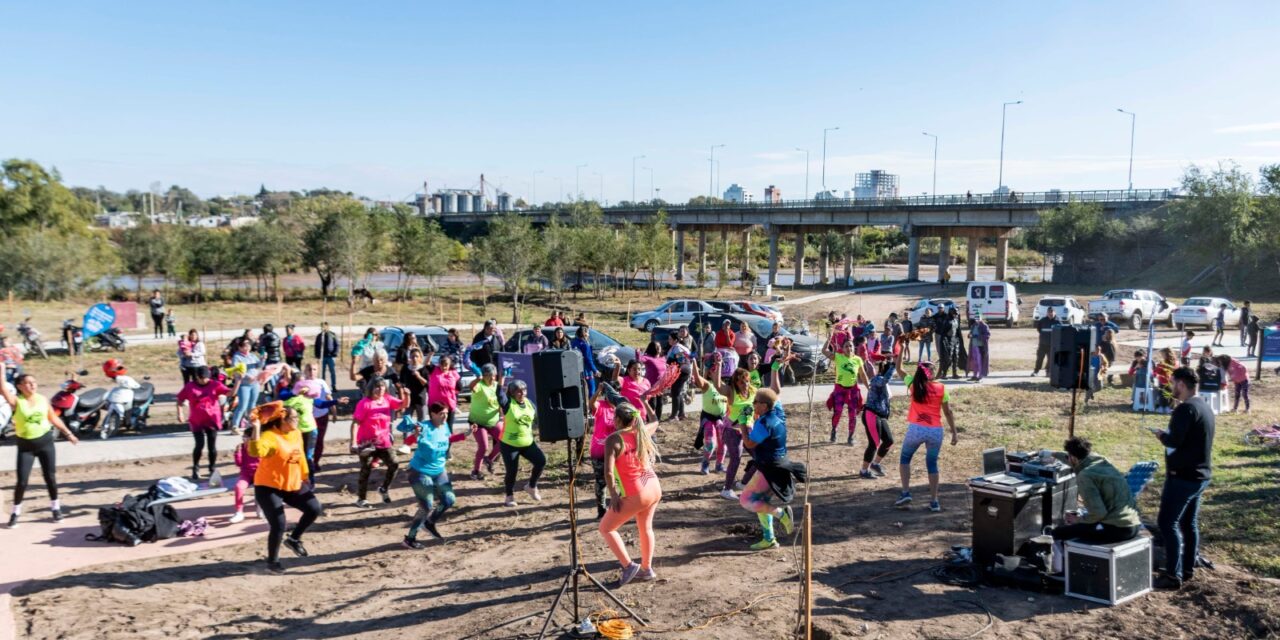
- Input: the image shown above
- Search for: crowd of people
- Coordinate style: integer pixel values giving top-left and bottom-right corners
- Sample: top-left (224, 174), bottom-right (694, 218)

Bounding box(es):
top-left (0, 296), bottom-right (1252, 590)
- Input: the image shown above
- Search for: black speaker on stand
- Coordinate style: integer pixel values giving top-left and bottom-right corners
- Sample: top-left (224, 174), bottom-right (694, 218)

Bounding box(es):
top-left (531, 349), bottom-right (646, 638)
top-left (1049, 325), bottom-right (1096, 390)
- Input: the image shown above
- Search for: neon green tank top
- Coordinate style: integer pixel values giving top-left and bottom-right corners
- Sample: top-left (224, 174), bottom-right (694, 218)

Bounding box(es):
top-left (729, 385), bottom-right (758, 426)
top-left (501, 398), bottom-right (537, 448)
top-left (15, 394), bottom-right (52, 440)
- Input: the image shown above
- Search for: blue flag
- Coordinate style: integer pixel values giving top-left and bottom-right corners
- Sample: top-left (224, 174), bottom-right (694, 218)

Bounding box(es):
top-left (82, 303), bottom-right (116, 338)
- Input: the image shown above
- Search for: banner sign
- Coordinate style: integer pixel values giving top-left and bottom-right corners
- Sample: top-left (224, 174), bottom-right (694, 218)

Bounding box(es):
top-left (1262, 327), bottom-right (1280, 363)
top-left (496, 352), bottom-right (538, 407)
top-left (83, 303), bottom-right (117, 338)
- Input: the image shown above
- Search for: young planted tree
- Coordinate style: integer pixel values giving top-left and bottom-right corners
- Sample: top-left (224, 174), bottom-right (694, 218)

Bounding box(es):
top-left (1168, 163), bottom-right (1259, 292)
top-left (478, 213), bottom-right (544, 323)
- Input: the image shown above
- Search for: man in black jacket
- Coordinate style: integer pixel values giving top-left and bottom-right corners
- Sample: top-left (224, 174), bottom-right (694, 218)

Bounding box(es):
top-left (1149, 367), bottom-right (1215, 590)
top-left (1032, 307), bottom-right (1061, 376)
top-left (470, 320), bottom-right (503, 368)
top-left (314, 322), bottom-right (341, 391)
top-left (257, 324), bottom-right (282, 365)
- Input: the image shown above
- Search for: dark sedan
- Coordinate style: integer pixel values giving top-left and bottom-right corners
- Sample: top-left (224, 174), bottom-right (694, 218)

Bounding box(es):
top-left (503, 327), bottom-right (639, 372)
top-left (653, 312), bottom-right (828, 382)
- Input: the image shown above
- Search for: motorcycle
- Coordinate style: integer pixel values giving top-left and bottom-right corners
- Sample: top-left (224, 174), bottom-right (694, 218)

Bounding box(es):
top-left (88, 327), bottom-right (128, 353)
top-left (100, 376), bottom-right (154, 439)
top-left (17, 319), bottom-right (48, 359)
top-left (50, 373), bottom-right (109, 437)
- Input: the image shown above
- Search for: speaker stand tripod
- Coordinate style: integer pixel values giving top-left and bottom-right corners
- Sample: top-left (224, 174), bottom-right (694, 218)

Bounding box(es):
top-left (537, 438), bottom-right (647, 639)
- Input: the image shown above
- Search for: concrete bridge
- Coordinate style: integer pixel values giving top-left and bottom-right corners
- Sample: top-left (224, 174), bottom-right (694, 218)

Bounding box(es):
top-left (443, 188), bottom-right (1174, 285)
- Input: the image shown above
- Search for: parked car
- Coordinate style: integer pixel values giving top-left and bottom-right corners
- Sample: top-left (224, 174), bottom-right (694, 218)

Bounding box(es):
top-left (1087, 289), bottom-right (1177, 330)
top-left (731, 300), bottom-right (784, 323)
top-left (1032, 296), bottom-right (1087, 325)
top-left (705, 300), bottom-right (748, 314)
top-left (379, 326), bottom-right (476, 397)
top-left (630, 299), bottom-right (719, 332)
top-left (907, 298), bottom-right (957, 325)
top-left (1171, 297), bottom-right (1242, 329)
top-left (965, 281), bottom-right (1021, 327)
top-left (503, 327), bottom-right (638, 374)
top-left (654, 312), bottom-right (828, 382)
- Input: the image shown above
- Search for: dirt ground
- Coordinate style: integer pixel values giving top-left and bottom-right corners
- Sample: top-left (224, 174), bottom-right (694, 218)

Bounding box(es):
top-left (8, 396), bottom-right (1279, 640)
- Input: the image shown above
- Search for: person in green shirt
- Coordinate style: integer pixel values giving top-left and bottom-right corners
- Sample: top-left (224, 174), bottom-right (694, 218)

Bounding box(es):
top-left (498, 379), bottom-right (546, 507)
top-left (1, 364), bottom-right (79, 527)
top-left (1050, 437), bottom-right (1141, 549)
top-left (823, 336), bottom-right (871, 445)
top-left (689, 361), bottom-right (728, 476)
top-left (468, 364), bottom-right (505, 480)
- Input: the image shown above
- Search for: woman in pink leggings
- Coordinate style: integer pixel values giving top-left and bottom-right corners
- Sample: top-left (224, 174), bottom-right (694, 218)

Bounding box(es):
top-left (599, 403), bottom-right (662, 586)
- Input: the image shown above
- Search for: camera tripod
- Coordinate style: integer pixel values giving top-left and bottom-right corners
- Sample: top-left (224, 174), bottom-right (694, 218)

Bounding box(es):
top-left (537, 437), bottom-right (647, 639)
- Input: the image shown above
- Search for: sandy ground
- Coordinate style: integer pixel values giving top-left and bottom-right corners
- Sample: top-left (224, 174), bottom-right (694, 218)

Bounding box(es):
top-left (7, 401), bottom-right (1278, 640)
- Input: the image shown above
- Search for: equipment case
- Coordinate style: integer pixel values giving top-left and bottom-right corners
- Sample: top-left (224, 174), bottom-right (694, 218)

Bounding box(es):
top-left (1064, 536), bottom-right (1152, 605)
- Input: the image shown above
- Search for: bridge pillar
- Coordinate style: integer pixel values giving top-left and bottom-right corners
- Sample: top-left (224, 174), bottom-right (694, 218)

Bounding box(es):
top-left (793, 232), bottom-right (806, 287)
top-left (675, 230), bottom-right (686, 281)
top-left (907, 237), bottom-right (920, 281)
top-left (697, 230), bottom-right (707, 282)
top-left (996, 235), bottom-right (1009, 280)
top-left (966, 238), bottom-right (979, 282)
top-left (938, 236), bottom-right (951, 284)
top-left (721, 230), bottom-right (730, 286)
top-left (843, 237), bottom-right (853, 286)
top-left (741, 231), bottom-right (752, 281)
top-left (819, 244), bottom-right (829, 285)
top-left (767, 227), bottom-right (779, 286)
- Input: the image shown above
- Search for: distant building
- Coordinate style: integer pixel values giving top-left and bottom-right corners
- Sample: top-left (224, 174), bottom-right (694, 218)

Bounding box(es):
top-left (186, 215), bottom-right (229, 228)
top-left (854, 170), bottom-right (900, 200)
top-left (95, 212), bottom-right (140, 229)
top-left (723, 183), bottom-right (746, 203)
top-left (764, 185), bottom-right (782, 204)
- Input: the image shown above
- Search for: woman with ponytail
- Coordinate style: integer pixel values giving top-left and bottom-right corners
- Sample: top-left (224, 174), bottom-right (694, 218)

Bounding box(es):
top-left (247, 402), bottom-right (323, 574)
top-left (894, 361), bottom-right (958, 512)
top-left (598, 402), bottom-right (663, 587)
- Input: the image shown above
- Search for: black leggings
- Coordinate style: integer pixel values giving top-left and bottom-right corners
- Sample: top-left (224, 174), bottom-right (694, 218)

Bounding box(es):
top-left (499, 441), bottom-right (546, 495)
top-left (862, 411), bottom-right (894, 464)
top-left (180, 366), bottom-right (195, 385)
top-left (648, 395), bottom-right (663, 422)
top-left (14, 431), bottom-right (57, 505)
top-left (192, 429), bottom-right (217, 472)
top-left (591, 456), bottom-right (607, 513)
top-left (151, 314), bottom-right (165, 339)
top-left (669, 369), bottom-right (691, 420)
top-left (254, 485), bottom-right (323, 563)
top-left (357, 448), bottom-right (399, 500)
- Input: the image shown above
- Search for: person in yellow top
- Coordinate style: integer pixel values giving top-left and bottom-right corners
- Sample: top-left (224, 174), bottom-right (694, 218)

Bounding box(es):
top-left (1, 364), bottom-right (79, 528)
top-left (498, 379), bottom-right (546, 508)
top-left (247, 401), bottom-right (323, 574)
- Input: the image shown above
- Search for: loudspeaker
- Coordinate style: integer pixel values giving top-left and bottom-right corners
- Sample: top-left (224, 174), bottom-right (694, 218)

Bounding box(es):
top-left (532, 350), bottom-right (586, 442)
top-left (1050, 325), bottom-right (1096, 390)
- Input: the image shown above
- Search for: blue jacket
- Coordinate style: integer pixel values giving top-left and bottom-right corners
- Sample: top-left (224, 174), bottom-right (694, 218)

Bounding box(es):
top-left (749, 403), bottom-right (788, 464)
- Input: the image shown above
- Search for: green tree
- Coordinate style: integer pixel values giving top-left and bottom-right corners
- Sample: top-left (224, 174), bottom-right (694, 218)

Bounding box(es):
top-left (119, 222), bottom-right (174, 299)
top-left (296, 196), bottom-right (379, 300)
top-left (0, 159), bottom-right (96, 232)
top-left (638, 210), bottom-right (674, 291)
top-left (1168, 163), bottom-right (1258, 292)
top-left (1254, 163), bottom-right (1280, 277)
top-left (539, 215), bottom-right (572, 301)
top-left (0, 229), bottom-right (116, 301)
top-left (477, 214), bottom-right (544, 322)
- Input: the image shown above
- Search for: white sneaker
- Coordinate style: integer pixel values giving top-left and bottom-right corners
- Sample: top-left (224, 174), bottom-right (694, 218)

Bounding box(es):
top-left (733, 482), bottom-right (745, 492)
top-left (229, 511), bottom-right (245, 524)
top-left (396, 445), bottom-right (411, 455)
top-left (525, 485), bottom-right (542, 502)
top-left (720, 489), bottom-right (738, 500)
top-left (504, 495), bottom-right (518, 507)
top-left (256, 507), bottom-right (265, 520)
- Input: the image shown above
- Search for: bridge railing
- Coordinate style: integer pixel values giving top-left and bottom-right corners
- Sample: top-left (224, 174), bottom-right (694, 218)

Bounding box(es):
top-left (603, 188), bottom-right (1174, 212)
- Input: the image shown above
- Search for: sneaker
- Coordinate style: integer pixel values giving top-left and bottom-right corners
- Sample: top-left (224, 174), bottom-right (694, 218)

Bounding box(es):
top-left (1153, 574), bottom-right (1183, 591)
top-left (525, 486), bottom-right (542, 502)
top-left (355, 499), bottom-right (374, 509)
top-left (617, 563), bottom-right (642, 587)
top-left (859, 470), bottom-right (874, 480)
top-left (229, 511), bottom-right (245, 524)
top-left (778, 506), bottom-right (794, 536)
top-left (894, 492), bottom-right (913, 508)
top-left (828, 429), bottom-right (837, 443)
top-left (870, 463), bottom-right (885, 477)
top-left (283, 536), bottom-right (309, 557)
top-left (190, 469), bottom-right (201, 482)
top-left (396, 445), bottom-right (412, 455)
top-left (929, 500), bottom-right (942, 513)
top-left (714, 463), bottom-right (725, 473)
top-left (379, 487), bottom-right (392, 504)
top-left (750, 538), bottom-right (779, 551)
top-left (470, 470), bottom-right (484, 481)
top-left (485, 459), bottom-right (495, 475)
top-left (52, 508), bottom-right (64, 523)
top-left (402, 536), bottom-right (426, 550)
top-left (846, 433), bottom-right (855, 446)
top-left (312, 460), bottom-right (323, 473)
top-left (266, 561), bottom-right (286, 575)
top-left (6, 514), bottom-right (17, 529)
top-left (422, 517), bottom-right (443, 540)
top-left (634, 567), bottom-right (658, 582)
top-left (720, 489), bottom-right (738, 500)
top-left (699, 461), bottom-right (710, 475)
top-left (734, 481), bottom-right (745, 491)
top-left (504, 495), bottom-right (518, 507)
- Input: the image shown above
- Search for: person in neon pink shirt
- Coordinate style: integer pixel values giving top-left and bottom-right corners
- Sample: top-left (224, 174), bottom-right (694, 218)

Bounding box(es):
top-left (427, 355), bottom-right (462, 453)
top-left (176, 365), bottom-right (236, 481)
top-left (1216, 354), bottom-right (1250, 413)
top-left (351, 379), bottom-right (404, 508)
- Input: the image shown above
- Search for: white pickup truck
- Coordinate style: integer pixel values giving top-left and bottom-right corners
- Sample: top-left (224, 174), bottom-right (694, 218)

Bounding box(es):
top-left (1087, 289), bottom-right (1177, 330)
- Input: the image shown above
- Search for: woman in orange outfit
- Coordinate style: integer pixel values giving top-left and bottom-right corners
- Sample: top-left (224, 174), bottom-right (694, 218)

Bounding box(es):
top-left (598, 403), bottom-right (663, 587)
top-left (248, 402), bottom-right (323, 574)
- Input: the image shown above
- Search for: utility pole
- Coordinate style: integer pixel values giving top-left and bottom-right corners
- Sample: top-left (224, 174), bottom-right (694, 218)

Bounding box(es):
top-left (922, 132), bottom-right (938, 203)
top-left (1117, 108), bottom-right (1136, 191)
top-left (709, 144), bottom-right (725, 200)
top-left (822, 126), bottom-right (840, 192)
top-left (998, 100), bottom-right (1023, 190)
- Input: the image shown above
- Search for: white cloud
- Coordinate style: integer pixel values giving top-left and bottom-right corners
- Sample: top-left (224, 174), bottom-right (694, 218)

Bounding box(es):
top-left (1245, 140), bottom-right (1280, 148)
top-left (1213, 122), bottom-right (1280, 134)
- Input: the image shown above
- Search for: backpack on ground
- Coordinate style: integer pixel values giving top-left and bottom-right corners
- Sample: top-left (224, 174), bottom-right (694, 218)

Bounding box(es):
top-left (86, 492), bottom-right (182, 546)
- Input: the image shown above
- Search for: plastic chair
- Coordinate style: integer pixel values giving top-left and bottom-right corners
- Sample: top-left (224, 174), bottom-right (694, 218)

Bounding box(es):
top-left (1125, 461), bottom-right (1159, 499)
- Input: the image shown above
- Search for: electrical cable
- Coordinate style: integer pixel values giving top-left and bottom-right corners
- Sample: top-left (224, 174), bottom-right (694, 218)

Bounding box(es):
top-left (920, 600), bottom-right (994, 640)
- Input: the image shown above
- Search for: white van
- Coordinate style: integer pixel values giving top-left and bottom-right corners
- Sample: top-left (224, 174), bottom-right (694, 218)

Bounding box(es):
top-left (966, 281), bottom-right (1021, 327)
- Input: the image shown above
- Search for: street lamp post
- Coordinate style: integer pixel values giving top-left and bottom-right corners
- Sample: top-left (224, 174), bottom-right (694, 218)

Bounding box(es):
top-left (822, 126), bottom-right (840, 192)
top-left (795, 147), bottom-right (810, 201)
top-left (709, 144), bottom-right (725, 200)
top-left (1117, 108), bottom-right (1136, 191)
top-left (922, 132), bottom-right (938, 203)
top-left (998, 101), bottom-right (1022, 191)
top-left (575, 163), bottom-right (588, 200)
top-left (631, 155), bottom-right (646, 203)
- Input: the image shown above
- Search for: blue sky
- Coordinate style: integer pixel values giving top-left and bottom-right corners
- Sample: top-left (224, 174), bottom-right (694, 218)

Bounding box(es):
top-left (3, 1), bottom-right (1278, 204)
